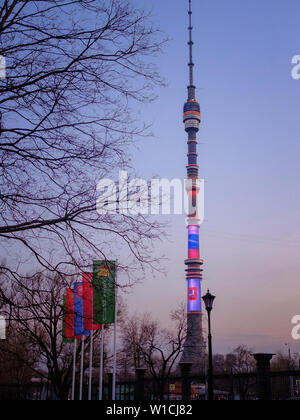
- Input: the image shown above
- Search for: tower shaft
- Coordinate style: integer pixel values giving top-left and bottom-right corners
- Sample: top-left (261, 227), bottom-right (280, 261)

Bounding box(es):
top-left (180, 0), bottom-right (205, 373)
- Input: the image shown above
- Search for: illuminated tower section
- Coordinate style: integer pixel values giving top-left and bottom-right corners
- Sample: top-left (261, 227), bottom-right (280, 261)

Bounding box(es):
top-left (181, 0), bottom-right (205, 370)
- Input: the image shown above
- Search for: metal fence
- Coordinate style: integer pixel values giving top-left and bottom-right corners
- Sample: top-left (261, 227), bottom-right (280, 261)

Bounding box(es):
top-left (1, 369), bottom-right (300, 400)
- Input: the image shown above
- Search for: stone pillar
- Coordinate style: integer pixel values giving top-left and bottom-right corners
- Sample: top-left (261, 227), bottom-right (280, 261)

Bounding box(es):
top-left (180, 362), bottom-right (192, 400)
top-left (253, 353), bottom-right (275, 401)
top-left (135, 368), bottom-right (147, 400)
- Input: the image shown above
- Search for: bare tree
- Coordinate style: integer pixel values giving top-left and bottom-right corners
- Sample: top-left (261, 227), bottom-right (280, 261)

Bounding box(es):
top-left (0, 272), bottom-right (119, 400)
top-left (119, 303), bottom-right (187, 399)
top-left (0, 0), bottom-right (166, 292)
top-left (0, 329), bottom-right (37, 387)
top-left (271, 351), bottom-right (300, 371)
top-left (231, 345), bottom-right (255, 373)
top-left (230, 345), bottom-right (256, 400)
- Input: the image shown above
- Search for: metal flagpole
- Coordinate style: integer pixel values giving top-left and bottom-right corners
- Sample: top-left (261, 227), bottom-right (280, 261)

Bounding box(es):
top-left (79, 335), bottom-right (85, 401)
top-left (88, 330), bottom-right (94, 400)
top-left (112, 280), bottom-right (117, 400)
top-left (71, 338), bottom-right (77, 400)
top-left (99, 328), bottom-right (104, 400)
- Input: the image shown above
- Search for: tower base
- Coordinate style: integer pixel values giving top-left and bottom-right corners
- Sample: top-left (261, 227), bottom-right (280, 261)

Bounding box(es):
top-left (180, 312), bottom-right (206, 375)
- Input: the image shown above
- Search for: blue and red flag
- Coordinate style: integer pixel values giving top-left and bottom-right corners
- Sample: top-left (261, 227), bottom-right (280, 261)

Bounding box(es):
top-left (63, 288), bottom-right (82, 342)
top-left (74, 282), bottom-right (90, 337)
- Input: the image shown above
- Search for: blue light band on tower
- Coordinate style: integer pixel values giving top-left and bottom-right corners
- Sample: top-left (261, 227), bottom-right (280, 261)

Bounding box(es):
top-left (188, 225), bottom-right (199, 259)
top-left (187, 278), bottom-right (202, 312)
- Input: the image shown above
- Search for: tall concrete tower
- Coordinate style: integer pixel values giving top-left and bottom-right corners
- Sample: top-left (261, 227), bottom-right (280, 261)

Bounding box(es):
top-left (180, 0), bottom-right (205, 373)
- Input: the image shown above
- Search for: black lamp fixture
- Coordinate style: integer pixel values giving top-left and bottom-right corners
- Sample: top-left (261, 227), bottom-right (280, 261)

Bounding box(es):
top-left (202, 289), bottom-right (215, 313)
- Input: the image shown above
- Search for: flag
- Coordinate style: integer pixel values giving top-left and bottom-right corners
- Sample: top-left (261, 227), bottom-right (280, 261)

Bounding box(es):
top-left (93, 261), bottom-right (116, 325)
top-left (63, 288), bottom-right (82, 343)
top-left (63, 289), bottom-right (74, 343)
top-left (82, 273), bottom-right (102, 331)
top-left (74, 282), bottom-right (90, 337)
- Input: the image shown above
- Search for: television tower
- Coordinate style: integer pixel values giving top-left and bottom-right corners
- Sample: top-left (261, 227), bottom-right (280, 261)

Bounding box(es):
top-left (180, 0), bottom-right (205, 372)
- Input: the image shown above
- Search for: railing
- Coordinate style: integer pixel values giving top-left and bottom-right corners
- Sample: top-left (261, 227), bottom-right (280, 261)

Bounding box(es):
top-left (1, 369), bottom-right (300, 400)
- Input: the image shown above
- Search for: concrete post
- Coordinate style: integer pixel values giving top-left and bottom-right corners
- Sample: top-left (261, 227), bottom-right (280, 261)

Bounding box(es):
top-left (180, 362), bottom-right (192, 400)
top-left (253, 353), bottom-right (275, 400)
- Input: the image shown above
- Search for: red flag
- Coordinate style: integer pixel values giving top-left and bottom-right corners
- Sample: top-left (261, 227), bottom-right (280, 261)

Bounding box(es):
top-left (65, 288), bottom-right (82, 340)
top-left (65, 288), bottom-right (75, 339)
top-left (83, 273), bottom-right (102, 331)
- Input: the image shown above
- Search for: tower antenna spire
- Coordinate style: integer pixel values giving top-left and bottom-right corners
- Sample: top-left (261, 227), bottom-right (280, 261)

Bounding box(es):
top-left (188, 0), bottom-right (195, 100)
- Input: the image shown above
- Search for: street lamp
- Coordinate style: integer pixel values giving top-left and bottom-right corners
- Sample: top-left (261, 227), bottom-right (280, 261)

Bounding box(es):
top-left (202, 290), bottom-right (216, 401)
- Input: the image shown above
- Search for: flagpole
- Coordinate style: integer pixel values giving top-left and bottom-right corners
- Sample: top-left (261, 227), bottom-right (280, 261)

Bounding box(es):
top-left (112, 282), bottom-right (117, 400)
top-left (99, 328), bottom-right (104, 400)
top-left (79, 335), bottom-right (85, 401)
top-left (72, 338), bottom-right (77, 401)
top-left (88, 330), bottom-right (94, 400)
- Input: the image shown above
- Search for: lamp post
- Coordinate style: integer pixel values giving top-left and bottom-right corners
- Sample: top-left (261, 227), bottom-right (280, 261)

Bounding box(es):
top-left (202, 290), bottom-right (215, 401)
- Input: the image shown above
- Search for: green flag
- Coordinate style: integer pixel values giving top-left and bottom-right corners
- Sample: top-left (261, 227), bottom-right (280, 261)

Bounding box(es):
top-left (93, 260), bottom-right (116, 325)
